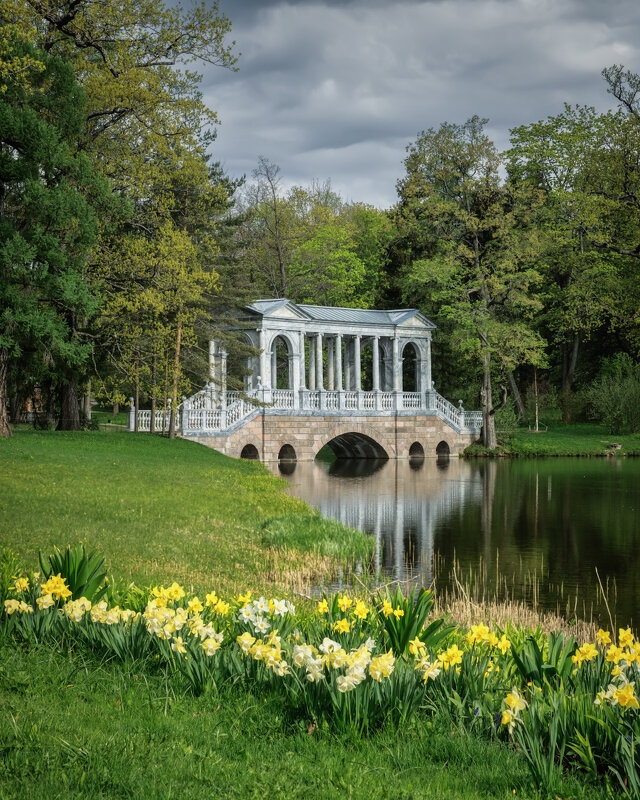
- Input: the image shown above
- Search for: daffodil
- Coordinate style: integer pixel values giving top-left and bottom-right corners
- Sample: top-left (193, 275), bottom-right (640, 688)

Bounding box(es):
top-left (353, 600), bottom-right (369, 620)
top-left (614, 683), bottom-right (640, 710)
top-left (337, 595), bottom-right (353, 613)
top-left (317, 599), bottom-right (329, 614)
top-left (333, 618), bottom-right (350, 634)
top-left (13, 577), bottom-right (29, 593)
top-left (596, 629), bottom-right (611, 647)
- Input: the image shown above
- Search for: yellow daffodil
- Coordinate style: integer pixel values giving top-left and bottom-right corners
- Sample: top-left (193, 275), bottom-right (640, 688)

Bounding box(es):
top-left (13, 577), bottom-right (29, 593)
top-left (409, 637), bottom-right (426, 659)
top-left (619, 628), bottom-right (635, 649)
top-left (381, 600), bottom-right (393, 618)
top-left (606, 644), bottom-right (624, 664)
top-left (40, 574), bottom-right (72, 600)
top-left (317, 599), bottom-right (329, 614)
top-left (596, 629), bottom-right (611, 647)
top-left (466, 623), bottom-right (489, 645)
top-left (392, 607), bottom-right (404, 620)
top-left (205, 591), bottom-right (219, 607)
top-left (353, 600), bottom-right (369, 620)
top-left (337, 595), bottom-right (353, 613)
top-left (333, 618), bottom-right (351, 634)
top-left (614, 683), bottom-right (640, 710)
top-left (497, 635), bottom-right (511, 655)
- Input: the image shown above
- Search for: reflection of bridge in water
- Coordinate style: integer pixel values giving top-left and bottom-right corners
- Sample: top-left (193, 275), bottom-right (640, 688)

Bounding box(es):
top-left (274, 456), bottom-right (484, 586)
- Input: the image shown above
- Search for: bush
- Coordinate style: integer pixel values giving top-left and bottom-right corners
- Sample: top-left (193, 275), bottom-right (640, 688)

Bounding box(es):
top-left (585, 354), bottom-right (640, 434)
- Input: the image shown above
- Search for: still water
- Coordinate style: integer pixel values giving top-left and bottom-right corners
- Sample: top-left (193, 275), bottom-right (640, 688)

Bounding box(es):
top-left (272, 457), bottom-right (640, 626)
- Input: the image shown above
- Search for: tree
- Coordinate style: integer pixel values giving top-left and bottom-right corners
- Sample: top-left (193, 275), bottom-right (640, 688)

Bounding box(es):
top-left (0, 32), bottom-right (115, 435)
top-left (396, 117), bottom-right (546, 448)
top-left (508, 104), bottom-right (638, 419)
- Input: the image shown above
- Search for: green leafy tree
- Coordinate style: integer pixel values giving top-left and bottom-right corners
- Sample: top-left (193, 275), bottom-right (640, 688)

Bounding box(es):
top-left (0, 32), bottom-right (116, 436)
top-left (508, 104), bottom-right (637, 419)
top-left (396, 117), bottom-right (547, 448)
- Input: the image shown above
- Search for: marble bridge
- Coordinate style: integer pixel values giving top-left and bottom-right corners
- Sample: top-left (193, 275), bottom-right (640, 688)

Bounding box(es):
top-left (132, 299), bottom-right (482, 461)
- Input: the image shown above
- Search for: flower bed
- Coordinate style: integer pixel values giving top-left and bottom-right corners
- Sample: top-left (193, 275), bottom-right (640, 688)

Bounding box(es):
top-left (2, 570), bottom-right (639, 796)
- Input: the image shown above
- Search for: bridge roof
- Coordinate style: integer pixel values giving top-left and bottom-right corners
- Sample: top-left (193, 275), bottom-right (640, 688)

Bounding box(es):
top-left (245, 299), bottom-right (436, 330)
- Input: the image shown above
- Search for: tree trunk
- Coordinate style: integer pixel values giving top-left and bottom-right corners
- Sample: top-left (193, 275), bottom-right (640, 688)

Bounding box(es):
top-left (113, 402), bottom-right (119, 417)
top-left (0, 348), bottom-right (12, 438)
top-left (169, 313), bottom-right (183, 440)
top-left (480, 349), bottom-right (497, 449)
top-left (57, 376), bottom-right (81, 430)
top-left (506, 369), bottom-right (528, 425)
top-left (150, 320), bottom-right (157, 434)
top-left (134, 353), bottom-right (139, 433)
top-left (83, 379), bottom-right (92, 420)
top-left (560, 333), bottom-right (580, 423)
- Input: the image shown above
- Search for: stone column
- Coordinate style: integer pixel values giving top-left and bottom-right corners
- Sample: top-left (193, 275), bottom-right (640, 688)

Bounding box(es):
top-left (208, 340), bottom-right (216, 382)
top-left (327, 337), bottom-right (335, 390)
top-left (316, 332), bottom-right (324, 390)
top-left (392, 337), bottom-right (401, 411)
top-left (336, 333), bottom-right (343, 393)
top-left (426, 336), bottom-right (432, 393)
top-left (259, 329), bottom-right (268, 401)
top-left (299, 331), bottom-right (306, 389)
top-left (309, 336), bottom-right (316, 390)
top-left (271, 344), bottom-right (277, 391)
top-left (372, 336), bottom-right (380, 390)
top-left (220, 347), bottom-right (227, 409)
top-left (354, 335), bottom-right (361, 391)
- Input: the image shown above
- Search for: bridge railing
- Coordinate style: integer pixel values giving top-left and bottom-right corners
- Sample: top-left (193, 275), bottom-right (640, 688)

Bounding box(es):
top-left (131, 386), bottom-right (482, 434)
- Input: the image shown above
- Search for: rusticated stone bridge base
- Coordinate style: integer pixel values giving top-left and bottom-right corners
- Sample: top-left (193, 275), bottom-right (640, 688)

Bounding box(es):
top-left (186, 411), bottom-right (477, 462)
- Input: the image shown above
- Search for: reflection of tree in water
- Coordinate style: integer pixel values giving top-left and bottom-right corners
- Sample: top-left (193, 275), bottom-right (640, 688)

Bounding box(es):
top-left (275, 457), bottom-right (640, 625)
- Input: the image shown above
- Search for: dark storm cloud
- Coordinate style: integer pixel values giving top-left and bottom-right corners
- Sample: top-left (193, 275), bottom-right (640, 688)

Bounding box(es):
top-left (204, 0), bottom-right (640, 208)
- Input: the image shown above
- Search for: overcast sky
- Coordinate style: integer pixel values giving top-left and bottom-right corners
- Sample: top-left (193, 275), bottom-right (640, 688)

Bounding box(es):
top-left (203, 0), bottom-right (640, 208)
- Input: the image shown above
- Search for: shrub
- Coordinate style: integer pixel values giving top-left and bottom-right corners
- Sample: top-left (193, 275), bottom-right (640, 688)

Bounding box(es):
top-left (585, 354), bottom-right (640, 434)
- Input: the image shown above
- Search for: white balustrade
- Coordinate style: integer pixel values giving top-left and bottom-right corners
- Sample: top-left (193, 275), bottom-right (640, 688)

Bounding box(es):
top-left (325, 391), bottom-right (339, 410)
top-left (344, 392), bottom-right (358, 410)
top-left (362, 392), bottom-right (375, 410)
top-left (273, 390), bottom-right (294, 409)
top-left (402, 392), bottom-right (421, 409)
top-left (133, 385), bottom-right (482, 436)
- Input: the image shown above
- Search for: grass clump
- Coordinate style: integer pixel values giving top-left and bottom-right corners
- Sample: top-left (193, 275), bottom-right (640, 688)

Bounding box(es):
top-left (261, 512), bottom-right (372, 561)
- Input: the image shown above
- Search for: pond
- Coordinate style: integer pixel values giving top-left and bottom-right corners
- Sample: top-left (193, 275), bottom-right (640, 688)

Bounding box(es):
top-left (271, 456), bottom-right (640, 627)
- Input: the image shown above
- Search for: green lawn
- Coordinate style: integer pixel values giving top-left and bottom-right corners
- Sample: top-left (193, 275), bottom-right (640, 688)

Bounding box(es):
top-left (468, 423), bottom-right (640, 457)
top-left (0, 430), bottom-right (371, 596)
top-left (0, 641), bottom-right (608, 800)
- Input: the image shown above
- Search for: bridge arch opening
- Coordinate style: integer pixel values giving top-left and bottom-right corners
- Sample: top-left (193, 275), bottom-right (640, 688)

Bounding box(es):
top-left (436, 440), bottom-right (451, 456)
top-left (409, 441), bottom-right (424, 457)
top-left (321, 432), bottom-right (389, 460)
top-left (278, 443), bottom-right (297, 462)
top-left (240, 443), bottom-right (259, 460)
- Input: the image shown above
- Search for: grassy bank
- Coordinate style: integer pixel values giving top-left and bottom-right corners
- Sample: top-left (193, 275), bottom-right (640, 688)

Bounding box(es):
top-left (2, 431), bottom-right (636, 798)
top-left (0, 430), bottom-right (372, 596)
top-left (466, 423), bottom-right (640, 457)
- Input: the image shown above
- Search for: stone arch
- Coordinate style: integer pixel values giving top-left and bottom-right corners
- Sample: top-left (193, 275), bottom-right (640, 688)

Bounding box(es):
top-left (316, 421), bottom-right (391, 460)
top-left (240, 443), bottom-right (260, 460)
top-left (436, 440), bottom-right (451, 456)
top-left (278, 443), bottom-right (297, 461)
top-left (408, 441), bottom-right (424, 457)
top-left (268, 332), bottom-right (296, 390)
top-left (401, 341), bottom-right (420, 392)
top-left (239, 331), bottom-right (260, 391)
